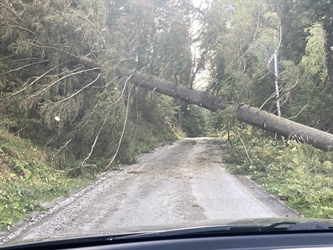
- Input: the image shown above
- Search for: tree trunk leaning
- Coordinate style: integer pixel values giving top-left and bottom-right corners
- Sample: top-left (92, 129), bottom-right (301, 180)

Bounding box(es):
top-left (237, 106), bottom-right (333, 151)
top-left (115, 68), bottom-right (333, 152)
top-left (116, 68), bottom-right (223, 111)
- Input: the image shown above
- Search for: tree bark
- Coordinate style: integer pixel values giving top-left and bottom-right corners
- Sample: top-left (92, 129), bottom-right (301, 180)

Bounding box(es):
top-left (237, 106), bottom-right (333, 151)
top-left (115, 68), bottom-right (333, 152)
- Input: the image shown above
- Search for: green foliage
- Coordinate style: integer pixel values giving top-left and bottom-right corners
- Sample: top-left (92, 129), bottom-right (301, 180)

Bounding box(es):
top-left (283, 23), bottom-right (333, 132)
top-left (200, 0), bottom-right (284, 110)
top-left (0, 0), bottom-right (190, 172)
top-left (0, 128), bottom-right (88, 230)
top-left (226, 126), bottom-right (333, 219)
top-left (181, 106), bottom-right (208, 137)
top-left (1, 0), bottom-right (333, 230)
top-left (301, 23), bottom-right (328, 82)
top-left (199, 0), bottom-right (333, 220)
top-left (149, 0), bottom-right (194, 86)
top-left (205, 106), bottom-right (236, 136)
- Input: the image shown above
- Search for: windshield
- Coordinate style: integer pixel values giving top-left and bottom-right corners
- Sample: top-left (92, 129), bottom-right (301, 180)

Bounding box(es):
top-left (0, 0), bottom-right (332, 246)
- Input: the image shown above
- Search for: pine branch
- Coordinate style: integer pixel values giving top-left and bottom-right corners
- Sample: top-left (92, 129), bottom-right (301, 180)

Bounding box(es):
top-left (0, 3), bottom-right (23, 21)
top-left (0, 66), bottom-right (57, 107)
top-left (8, 24), bottom-right (36, 36)
top-left (80, 73), bottom-right (132, 168)
top-left (54, 74), bottom-right (100, 105)
top-left (0, 60), bottom-right (48, 76)
top-left (78, 76), bottom-right (120, 130)
top-left (27, 67), bottom-right (101, 100)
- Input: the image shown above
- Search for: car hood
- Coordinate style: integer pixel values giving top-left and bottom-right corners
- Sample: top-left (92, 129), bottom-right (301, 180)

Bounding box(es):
top-left (3, 217), bottom-right (332, 246)
top-left (63, 217), bottom-right (333, 235)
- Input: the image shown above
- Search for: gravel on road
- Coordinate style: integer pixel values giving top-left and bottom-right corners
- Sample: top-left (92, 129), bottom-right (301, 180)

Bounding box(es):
top-left (0, 138), bottom-right (298, 244)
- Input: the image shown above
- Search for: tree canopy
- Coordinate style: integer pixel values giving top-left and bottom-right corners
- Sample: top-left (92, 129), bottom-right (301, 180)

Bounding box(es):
top-left (1, 0), bottom-right (333, 168)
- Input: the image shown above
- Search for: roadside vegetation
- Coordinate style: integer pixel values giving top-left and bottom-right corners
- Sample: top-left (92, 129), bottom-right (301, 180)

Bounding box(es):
top-left (0, 118), bottom-right (180, 231)
top-left (223, 125), bottom-right (333, 219)
top-left (0, 128), bottom-right (89, 230)
top-left (1, 0), bottom-right (333, 232)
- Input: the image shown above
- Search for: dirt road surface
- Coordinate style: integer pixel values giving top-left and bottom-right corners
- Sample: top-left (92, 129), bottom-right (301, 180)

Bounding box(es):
top-left (1, 138), bottom-right (298, 243)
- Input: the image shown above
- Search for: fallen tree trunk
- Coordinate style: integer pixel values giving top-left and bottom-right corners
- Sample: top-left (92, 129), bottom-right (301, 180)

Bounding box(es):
top-left (116, 68), bottom-right (333, 152)
top-left (237, 106), bottom-right (333, 152)
top-left (116, 68), bottom-right (223, 111)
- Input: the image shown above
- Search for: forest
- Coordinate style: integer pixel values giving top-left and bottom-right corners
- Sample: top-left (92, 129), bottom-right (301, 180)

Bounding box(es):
top-left (0, 0), bottom-right (333, 229)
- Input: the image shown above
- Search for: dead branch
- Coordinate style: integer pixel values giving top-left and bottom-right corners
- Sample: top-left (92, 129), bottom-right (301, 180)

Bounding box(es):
top-left (10, 57), bottom-right (40, 62)
top-left (0, 55), bottom-right (15, 61)
top-left (290, 1), bottom-right (301, 13)
top-left (31, 42), bottom-right (81, 60)
top-left (54, 73), bottom-right (100, 115)
top-left (0, 66), bottom-right (57, 107)
top-left (0, 60), bottom-right (48, 76)
top-left (27, 67), bottom-right (101, 100)
top-left (80, 74), bottom-right (133, 168)
top-left (259, 79), bottom-right (300, 110)
top-left (93, 75), bottom-right (118, 89)
top-left (236, 128), bottom-right (253, 164)
top-left (54, 74), bottom-right (100, 105)
top-left (77, 13), bottom-right (102, 37)
top-left (52, 139), bottom-right (72, 162)
top-left (79, 74), bottom-right (131, 131)
top-left (251, 10), bottom-right (261, 43)
top-left (8, 24), bottom-right (36, 36)
top-left (259, 85), bottom-right (283, 110)
top-left (81, 114), bottom-right (109, 167)
top-left (105, 84), bottom-right (133, 170)
top-left (114, 74), bottom-right (133, 104)
top-left (279, 79), bottom-right (299, 98)
top-left (0, 3), bottom-right (23, 21)
top-left (288, 103), bottom-right (309, 120)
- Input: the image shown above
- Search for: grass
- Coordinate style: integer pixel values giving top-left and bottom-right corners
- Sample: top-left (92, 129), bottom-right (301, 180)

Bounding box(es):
top-left (0, 129), bottom-right (89, 231)
top-left (225, 127), bottom-right (333, 219)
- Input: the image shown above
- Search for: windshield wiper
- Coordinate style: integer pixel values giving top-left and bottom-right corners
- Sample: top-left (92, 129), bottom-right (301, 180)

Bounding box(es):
top-left (110, 221), bottom-right (331, 242)
top-left (268, 221), bottom-right (330, 231)
top-left (108, 225), bottom-right (233, 241)
top-left (2, 222), bottom-right (331, 249)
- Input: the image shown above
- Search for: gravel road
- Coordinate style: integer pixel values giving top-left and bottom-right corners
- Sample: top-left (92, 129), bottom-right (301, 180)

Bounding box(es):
top-left (1, 138), bottom-right (298, 244)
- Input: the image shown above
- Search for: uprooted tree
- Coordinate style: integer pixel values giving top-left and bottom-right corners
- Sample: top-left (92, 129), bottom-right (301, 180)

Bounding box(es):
top-left (116, 68), bottom-right (333, 152)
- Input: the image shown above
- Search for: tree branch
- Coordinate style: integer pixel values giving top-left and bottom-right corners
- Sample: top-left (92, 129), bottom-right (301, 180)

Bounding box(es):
top-left (236, 129), bottom-right (253, 163)
top-left (81, 114), bottom-right (109, 167)
top-left (0, 3), bottom-right (23, 21)
top-left (52, 139), bottom-right (72, 162)
top-left (105, 84), bottom-right (133, 170)
top-left (288, 103), bottom-right (309, 120)
top-left (8, 24), bottom-right (36, 36)
top-left (27, 67), bottom-right (101, 100)
top-left (0, 60), bottom-right (48, 76)
top-left (54, 73), bottom-right (100, 105)
top-left (0, 66), bottom-right (57, 107)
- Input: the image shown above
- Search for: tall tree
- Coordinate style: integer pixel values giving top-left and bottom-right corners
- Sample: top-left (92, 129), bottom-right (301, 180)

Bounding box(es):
top-left (196, 0), bottom-right (333, 133)
top-left (0, 0), bottom-right (195, 167)
top-left (198, 0), bottom-right (281, 110)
